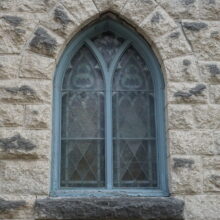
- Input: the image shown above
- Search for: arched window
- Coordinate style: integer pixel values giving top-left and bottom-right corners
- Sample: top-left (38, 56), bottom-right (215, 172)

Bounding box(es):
top-left (52, 19), bottom-right (168, 196)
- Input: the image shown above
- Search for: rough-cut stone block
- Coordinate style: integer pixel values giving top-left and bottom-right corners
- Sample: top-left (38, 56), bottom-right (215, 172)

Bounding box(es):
top-left (182, 21), bottom-right (208, 32)
top-left (0, 0), bottom-right (56, 12)
top-left (156, 0), bottom-right (199, 19)
top-left (0, 195), bottom-right (34, 220)
top-left (0, 129), bottom-right (50, 159)
top-left (0, 85), bottom-right (38, 103)
top-left (168, 83), bottom-right (208, 104)
top-left (209, 85), bottom-right (220, 104)
top-left (0, 197), bottom-right (26, 213)
top-left (203, 156), bottom-right (220, 170)
top-left (24, 105), bottom-right (50, 129)
top-left (0, 14), bottom-right (38, 54)
top-left (34, 197), bottom-right (185, 220)
top-left (93, 0), bottom-right (109, 11)
top-left (41, 4), bottom-right (78, 37)
top-left (184, 195), bottom-right (220, 220)
top-left (193, 105), bottom-right (220, 129)
top-left (164, 55), bottom-right (200, 82)
top-left (199, 61), bottom-right (220, 83)
top-left (199, 0), bottom-right (220, 20)
top-left (109, 0), bottom-right (129, 12)
top-left (0, 104), bottom-right (24, 127)
top-left (1, 15), bottom-right (23, 27)
top-left (169, 130), bottom-right (215, 155)
top-left (204, 170), bottom-right (220, 192)
top-left (0, 55), bottom-right (20, 79)
top-left (182, 20), bottom-right (220, 61)
top-left (29, 27), bottom-right (58, 57)
top-left (121, 0), bottom-right (157, 26)
top-left (0, 0), bottom-right (14, 11)
top-left (214, 132), bottom-right (220, 155)
top-left (93, 0), bottom-right (128, 13)
top-left (20, 52), bottom-right (55, 79)
top-left (61, 0), bottom-right (98, 25)
top-left (170, 156), bottom-right (202, 194)
top-left (168, 104), bottom-right (194, 129)
top-left (139, 6), bottom-right (177, 40)
top-left (0, 160), bottom-right (49, 195)
top-left (0, 80), bottom-right (51, 104)
top-left (155, 29), bottom-right (192, 60)
top-left (0, 134), bottom-right (36, 154)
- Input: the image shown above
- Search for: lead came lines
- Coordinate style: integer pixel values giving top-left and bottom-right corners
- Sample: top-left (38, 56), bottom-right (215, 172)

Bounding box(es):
top-left (59, 30), bottom-right (158, 189)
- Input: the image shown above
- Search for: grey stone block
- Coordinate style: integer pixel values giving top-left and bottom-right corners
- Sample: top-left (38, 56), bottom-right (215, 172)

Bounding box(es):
top-left (35, 197), bottom-right (185, 220)
top-left (30, 27), bottom-right (57, 57)
top-left (0, 198), bottom-right (26, 213)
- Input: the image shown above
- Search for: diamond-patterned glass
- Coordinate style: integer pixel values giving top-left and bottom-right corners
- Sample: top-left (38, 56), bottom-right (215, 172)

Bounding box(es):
top-left (60, 32), bottom-right (159, 189)
top-left (61, 140), bottom-right (105, 187)
top-left (60, 45), bottom-right (105, 187)
top-left (113, 140), bottom-right (157, 187)
top-left (113, 46), bottom-right (157, 188)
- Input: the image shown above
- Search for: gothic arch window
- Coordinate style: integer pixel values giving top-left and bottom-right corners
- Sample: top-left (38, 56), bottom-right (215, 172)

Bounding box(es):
top-left (52, 19), bottom-right (168, 196)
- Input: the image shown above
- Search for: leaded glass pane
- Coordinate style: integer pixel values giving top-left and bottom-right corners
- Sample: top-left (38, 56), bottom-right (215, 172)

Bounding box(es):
top-left (113, 46), bottom-right (157, 188)
top-left (60, 45), bottom-right (105, 187)
top-left (112, 92), bottom-right (155, 138)
top-left (61, 140), bottom-right (105, 187)
top-left (92, 31), bottom-right (124, 66)
top-left (61, 91), bottom-right (104, 138)
top-left (62, 46), bottom-right (104, 90)
top-left (113, 140), bottom-right (157, 188)
top-left (113, 47), bottom-right (153, 91)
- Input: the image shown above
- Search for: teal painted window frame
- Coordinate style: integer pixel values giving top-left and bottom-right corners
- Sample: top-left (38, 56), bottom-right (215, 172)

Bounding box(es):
top-left (51, 19), bottom-right (168, 197)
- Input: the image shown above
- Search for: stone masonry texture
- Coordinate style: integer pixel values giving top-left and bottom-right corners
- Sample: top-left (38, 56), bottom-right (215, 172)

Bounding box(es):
top-left (34, 197), bottom-right (185, 220)
top-left (0, 0), bottom-right (219, 219)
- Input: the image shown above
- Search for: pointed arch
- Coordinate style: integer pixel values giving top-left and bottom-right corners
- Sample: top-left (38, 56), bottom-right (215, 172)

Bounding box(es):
top-left (52, 18), bottom-right (168, 197)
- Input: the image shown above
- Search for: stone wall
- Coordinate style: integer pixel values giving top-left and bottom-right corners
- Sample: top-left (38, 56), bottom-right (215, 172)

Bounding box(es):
top-left (0, 0), bottom-right (220, 219)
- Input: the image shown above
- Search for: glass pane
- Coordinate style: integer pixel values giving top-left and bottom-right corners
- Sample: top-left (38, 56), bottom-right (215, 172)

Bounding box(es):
top-left (113, 47), bottom-right (153, 91)
top-left (113, 91), bottom-right (155, 138)
top-left (92, 31), bottom-right (124, 67)
top-left (61, 91), bottom-right (104, 138)
top-left (62, 46), bottom-right (104, 90)
top-left (113, 140), bottom-right (157, 188)
top-left (113, 46), bottom-right (157, 188)
top-left (61, 140), bottom-right (105, 187)
top-left (61, 45), bottom-right (105, 187)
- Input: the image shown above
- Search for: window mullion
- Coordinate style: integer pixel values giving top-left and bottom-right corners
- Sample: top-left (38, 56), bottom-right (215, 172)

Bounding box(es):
top-left (106, 40), bottom-right (131, 189)
top-left (106, 80), bottom-right (113, 189)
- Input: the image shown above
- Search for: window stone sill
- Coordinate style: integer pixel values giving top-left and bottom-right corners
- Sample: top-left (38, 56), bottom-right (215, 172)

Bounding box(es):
top-left (34, 197), bottom-right (184, 220)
